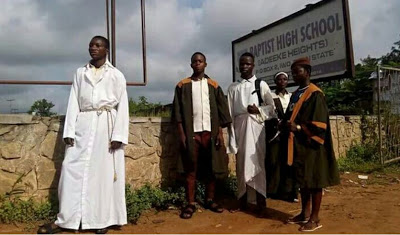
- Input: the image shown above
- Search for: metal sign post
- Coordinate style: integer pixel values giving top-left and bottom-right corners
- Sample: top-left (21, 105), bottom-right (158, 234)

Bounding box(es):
top-left (0, 0), bottom-right (147, 86)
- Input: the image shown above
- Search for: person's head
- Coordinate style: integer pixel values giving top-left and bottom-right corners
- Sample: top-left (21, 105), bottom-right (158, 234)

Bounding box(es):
top-left (190, 52), bottom-right (207, 74)
top-left (290, 57), bottom-right (311, 85)
top-left (88, 36), bottom-right (109, 61)
top-left (274, 72), bottom-right (289, 90)
top-left (239, 52), bottom-right (255, 79)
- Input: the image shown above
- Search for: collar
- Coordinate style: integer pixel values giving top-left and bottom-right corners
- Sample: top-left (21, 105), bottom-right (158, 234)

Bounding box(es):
top-left (191, 77), bottom-right (207, 82)
top-left (240, 75), bottom-right (256, 83)
top-left (85, 59), bottom-right (114, 71)
top-left (191, 74), bottom-right (209, 80)
top-left (298, 85), bottom-right (310, 91)
top-left (275, 89), bottom-right (289, 96)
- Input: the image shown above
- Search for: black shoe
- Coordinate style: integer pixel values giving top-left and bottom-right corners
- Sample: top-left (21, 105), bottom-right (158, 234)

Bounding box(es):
top-left (37, 223), bottom-right (62, 234)
top-left (95, 228), bottom-right (108, 234)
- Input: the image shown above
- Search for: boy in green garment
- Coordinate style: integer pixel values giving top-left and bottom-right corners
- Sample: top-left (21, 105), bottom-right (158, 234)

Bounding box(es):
top-left (283, 57), bottom-right (340, 232)
top-left (172, 52), bottom-right (232, 219)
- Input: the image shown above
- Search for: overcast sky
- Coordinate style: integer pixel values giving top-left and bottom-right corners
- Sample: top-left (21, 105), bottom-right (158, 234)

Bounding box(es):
top-left (0, 0), bottom-right (399, 114)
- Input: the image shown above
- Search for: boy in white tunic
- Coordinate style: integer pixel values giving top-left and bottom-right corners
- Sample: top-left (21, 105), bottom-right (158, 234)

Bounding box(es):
top-left (38, 36), bottom-right (129, 234)
top-left (227, 52), bottom-right (276, 215)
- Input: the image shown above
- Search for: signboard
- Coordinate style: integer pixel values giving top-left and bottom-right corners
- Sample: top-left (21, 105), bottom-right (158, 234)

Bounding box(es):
top-left (232, 0), bottom-right (354, 87)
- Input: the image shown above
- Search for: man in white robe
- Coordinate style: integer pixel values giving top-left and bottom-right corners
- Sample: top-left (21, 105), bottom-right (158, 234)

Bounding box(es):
top-left (227, 52), bottom-right (276, 214)
top-left (38, 36), bottom-right (129, 234)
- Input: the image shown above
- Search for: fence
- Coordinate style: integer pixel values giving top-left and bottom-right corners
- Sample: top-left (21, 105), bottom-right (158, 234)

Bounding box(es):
top-left (375, 66), bottom-right (400, 164)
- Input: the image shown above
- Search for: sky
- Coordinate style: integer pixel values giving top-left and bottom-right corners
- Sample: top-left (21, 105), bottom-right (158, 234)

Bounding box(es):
top-left (0, 0), bottom-right (399, 114)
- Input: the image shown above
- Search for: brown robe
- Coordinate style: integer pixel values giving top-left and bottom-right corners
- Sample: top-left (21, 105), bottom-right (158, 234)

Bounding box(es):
top-left (172, 75), bottom-right (232, 179)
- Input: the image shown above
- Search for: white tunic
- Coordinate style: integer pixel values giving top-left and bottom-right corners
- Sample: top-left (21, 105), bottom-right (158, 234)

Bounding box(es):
top-left (192, 78), bottom-right (211, 132)
top-left (56, 60), bottom-right (129, 230)
top-left (271, 90), bottom-right (291, 113)
top-left (227, 75), bottom-right (276, 203)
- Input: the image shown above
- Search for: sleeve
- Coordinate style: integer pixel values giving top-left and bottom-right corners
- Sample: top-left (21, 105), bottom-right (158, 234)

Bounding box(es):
top-left (226, 86), bottom-right (238, 154)
top-left (111, 76), bottom-right (130, 145)
top-left (256, 81), bottom-right (277, 122)
top-left (171, 85), bottom-right (182, 123)
top-left (216, 86), bottom-right (232, 128)
top-left (299, 92), bottom-right (329, 145)
top-left (63, 72), bottom-right (80, 139)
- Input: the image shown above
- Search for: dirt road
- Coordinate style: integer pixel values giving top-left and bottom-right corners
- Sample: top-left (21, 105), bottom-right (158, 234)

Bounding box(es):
top-left (1, 172), bottom-right (400, 234)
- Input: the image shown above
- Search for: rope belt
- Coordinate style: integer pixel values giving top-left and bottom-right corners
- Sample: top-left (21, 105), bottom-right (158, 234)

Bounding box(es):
top-left (81, 106), bottom-right (118, 182)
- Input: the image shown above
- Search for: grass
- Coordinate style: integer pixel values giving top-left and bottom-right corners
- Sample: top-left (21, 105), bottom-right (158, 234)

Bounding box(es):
top-left (337, 142), bottom-right (381, 173)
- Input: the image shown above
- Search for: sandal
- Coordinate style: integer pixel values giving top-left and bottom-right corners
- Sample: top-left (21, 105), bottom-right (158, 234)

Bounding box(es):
top-left (37, 223), bottom-right (62, 234)
top-left (299, 220), bottom-right (323, 232)
top-left (204, 200), bottom-right (223, 213)
top-left (286, 214), bottom-right (309, 224)
top-left (180, 204), bottom-right (196, 219)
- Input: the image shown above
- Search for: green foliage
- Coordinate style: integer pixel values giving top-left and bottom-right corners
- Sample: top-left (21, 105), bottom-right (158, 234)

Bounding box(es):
top-left (381, 38), bottom-right (400, 66)
top-left (321, 37), bottom-right (400, 114)
top-left (338, 114), bottom-right (381, 173)
top-left (321, 56), bottom-right (375, 115)
top-left (194, 175), bottom-right (238, 205)
top-left (338, 143), bottom-right (380, 173)
top-left (0, 196), bottom-right (58, 224)
top-left (124, 184), bottom-right (186, 223)
top-left (129, 96), bottom-right (171, 117)
top-left (337, 113), bottom-right (383, 173)
top-left (219, 175), bottom-right (238, 198)
top-left (28, 99), bottom-right (56, 117)
top-left (0, 177), bottom-right (239, 224)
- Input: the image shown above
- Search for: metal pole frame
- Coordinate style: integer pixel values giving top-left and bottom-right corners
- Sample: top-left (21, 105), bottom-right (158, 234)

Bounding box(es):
top-left (377, 65), bottom-right (383, 165)
top-left (106, 0), bottom-right (110, 61)
top-left (0, 0), bottom-right (147, 86)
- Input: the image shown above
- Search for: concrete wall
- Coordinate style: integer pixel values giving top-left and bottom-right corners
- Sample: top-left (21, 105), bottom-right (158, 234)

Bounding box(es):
top-left (0, 114), bottom-right (362, 201)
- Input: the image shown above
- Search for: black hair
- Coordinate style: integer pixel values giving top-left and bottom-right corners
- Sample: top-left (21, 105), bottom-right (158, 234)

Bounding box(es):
top-left (91, 35), bottom-right (110, 49)
top-left (240, 52), bottom-right (255, 62)
top-left (191, 52), bottom-right (206, 62)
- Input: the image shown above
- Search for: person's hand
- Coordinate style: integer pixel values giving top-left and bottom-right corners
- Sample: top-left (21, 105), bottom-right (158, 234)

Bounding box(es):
top-left (64, 138), bottom-right (74, 146)
top-left (286, 121), bottom-right (298, 132)
top-left (247, 104), bottom-right (260, 114)
top-left (110, 141), bottom-right (122, 150)
top-left (215, 129), bottom-right (224, 150)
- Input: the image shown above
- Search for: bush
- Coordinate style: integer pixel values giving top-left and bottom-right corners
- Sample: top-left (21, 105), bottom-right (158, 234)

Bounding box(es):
top-left (125, 184), bottom-right (186, 223)
top-left (0, 196), bottom-right (58, 224)
top-left (28, 99), bottom-right (56, 117)
top-left (338, 143), bottom-right (381, 173)
top-left (0, 177), bottom-right (238, 224)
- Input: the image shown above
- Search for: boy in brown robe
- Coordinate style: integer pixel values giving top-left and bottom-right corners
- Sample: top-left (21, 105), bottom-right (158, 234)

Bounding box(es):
top-left (172, 52), bottom-right (232, 219)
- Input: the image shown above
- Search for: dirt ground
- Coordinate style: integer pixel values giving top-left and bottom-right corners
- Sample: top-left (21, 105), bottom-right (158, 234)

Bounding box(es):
top-left (1, 172), bottom-right (400, 234)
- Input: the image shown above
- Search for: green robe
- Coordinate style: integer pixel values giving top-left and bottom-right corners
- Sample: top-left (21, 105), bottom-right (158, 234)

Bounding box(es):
top-left (285, 84), bottom-right (340, 189)
top-left (172, 76), bottom-right (232, 179)
top-left (266, 98), bottom-right (297, 200)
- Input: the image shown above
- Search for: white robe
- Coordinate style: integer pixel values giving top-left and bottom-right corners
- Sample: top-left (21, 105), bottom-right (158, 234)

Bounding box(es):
top-left (56, 61), bottom-right (129, 230)
top-left (227, 75), bottom-right (276, 203)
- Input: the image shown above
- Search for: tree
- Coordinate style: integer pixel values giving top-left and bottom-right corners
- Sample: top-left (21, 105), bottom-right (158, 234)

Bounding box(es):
top-left (381, 38), bottom-right (400, 66)
top-left (321, 38), bottom-right (400, 115)
top-left (28, 99), bottom-right (56, 117)
top-left (128, 96), bottom-right (169, 117)
top-left (321, 56), bottom-right (376, 114)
